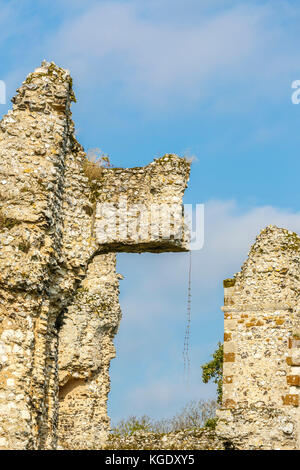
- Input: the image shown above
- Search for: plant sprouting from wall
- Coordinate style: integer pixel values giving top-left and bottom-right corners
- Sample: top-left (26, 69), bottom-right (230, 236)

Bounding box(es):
top-left (201, 342), bottom-right (223, 404)
top-left (83, 147), bottom-right (113, 182)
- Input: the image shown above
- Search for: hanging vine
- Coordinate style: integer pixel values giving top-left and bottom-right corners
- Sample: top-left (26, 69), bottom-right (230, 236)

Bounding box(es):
top-left (183, 251), bottom-right (192, 384)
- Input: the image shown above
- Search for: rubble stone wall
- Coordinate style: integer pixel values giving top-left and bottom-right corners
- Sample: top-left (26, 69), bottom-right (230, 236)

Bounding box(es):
top-left (104, 428), bottom-right (230, 450)
top-left (217, 226), bottom-right (300, 450)
top-left (2, 61), bottom-right (299, 451)
top-left (95, 159), bottom-right (190, 252)
top-left (0, 61), bottom-right (190, 449)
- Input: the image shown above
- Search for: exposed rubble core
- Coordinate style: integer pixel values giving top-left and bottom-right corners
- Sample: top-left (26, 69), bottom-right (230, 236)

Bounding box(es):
top-left (0, 62), bottom-right (190, 449)
top-left (104, 428), bottom-right (230, 450)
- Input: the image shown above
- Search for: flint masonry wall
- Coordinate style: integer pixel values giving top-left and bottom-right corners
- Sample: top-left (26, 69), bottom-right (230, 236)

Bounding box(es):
top-left (217, 226), bottom-right (300, 449)
top-left (0, 62), bottom-right (79, 449)
top-left (58, 254), bottom-right (122, 449)
top-left (4, 61), bottom-right (299, 452)
top-left (95, 158), bottom-right (190, 252)
top-left (0, 61), bottom-right (190, 449)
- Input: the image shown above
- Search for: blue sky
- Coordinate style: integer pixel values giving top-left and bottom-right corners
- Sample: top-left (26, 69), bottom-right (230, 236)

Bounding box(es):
top-left (1, 0), bottom-right (300, 422)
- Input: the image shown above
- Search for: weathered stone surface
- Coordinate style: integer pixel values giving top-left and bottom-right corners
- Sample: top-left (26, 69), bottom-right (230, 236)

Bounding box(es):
top-left (104, 428), bottom-right (229, 450)
top-left (217, 226), bottom-right (300, 450)
top-left (0, 61), bottom-right (190, 449)
top-left (1, 61), bottom-right (300, 451)
top-left (0, 61), bottom-right (76, 450)
top-left (95, 159), bottom-right (190, 252)
top-left (58, 254), bottom-right (121, 449)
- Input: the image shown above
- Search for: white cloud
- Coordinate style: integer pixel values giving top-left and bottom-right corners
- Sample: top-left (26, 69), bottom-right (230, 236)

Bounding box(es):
top-left (1, 1), bottom-right (299, 114)
top-left (197, 200), bottom-right (300, 286)
top-left (48, 1), bottom-right (299, 109)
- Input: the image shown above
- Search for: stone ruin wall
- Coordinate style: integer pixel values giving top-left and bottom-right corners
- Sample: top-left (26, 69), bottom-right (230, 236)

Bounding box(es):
top-left (216, 226), bottom-right (300, 449)
top-left (0, 61), bottom-right (300, 450)
top-left (0, 62), bottom-right (190, 449)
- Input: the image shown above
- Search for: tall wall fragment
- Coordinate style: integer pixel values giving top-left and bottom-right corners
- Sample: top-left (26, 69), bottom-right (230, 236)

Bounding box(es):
top-left (57, 254), bottom-right (122, 449)
top-left (217, 226), bottom-right (300, 450)
top-left (0, 61), bottom-right (78, 449)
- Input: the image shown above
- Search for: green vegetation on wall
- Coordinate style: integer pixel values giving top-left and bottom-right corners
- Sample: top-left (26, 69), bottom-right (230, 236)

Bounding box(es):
top-left (201, 342), bottom-right (223, 405)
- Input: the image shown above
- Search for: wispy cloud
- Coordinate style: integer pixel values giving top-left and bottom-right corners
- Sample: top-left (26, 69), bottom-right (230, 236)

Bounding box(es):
top-left (1, 0), bottom-right (299, 115)
top-left (46, 1), bottom-right (300, 110)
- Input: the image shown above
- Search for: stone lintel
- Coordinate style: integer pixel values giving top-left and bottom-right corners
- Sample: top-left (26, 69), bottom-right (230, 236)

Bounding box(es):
top-left (94, 155), bottom-right (190, 252)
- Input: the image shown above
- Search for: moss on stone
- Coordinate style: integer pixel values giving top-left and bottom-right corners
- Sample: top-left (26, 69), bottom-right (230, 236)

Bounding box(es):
top-left (223, 278), bottom-right (236, 288)
top-left (0, 211), bottom-right (21, 231)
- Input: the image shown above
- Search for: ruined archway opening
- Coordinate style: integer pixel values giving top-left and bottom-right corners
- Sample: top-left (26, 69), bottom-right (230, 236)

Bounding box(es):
top-left (108, 251), bottom-right (207, 428)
